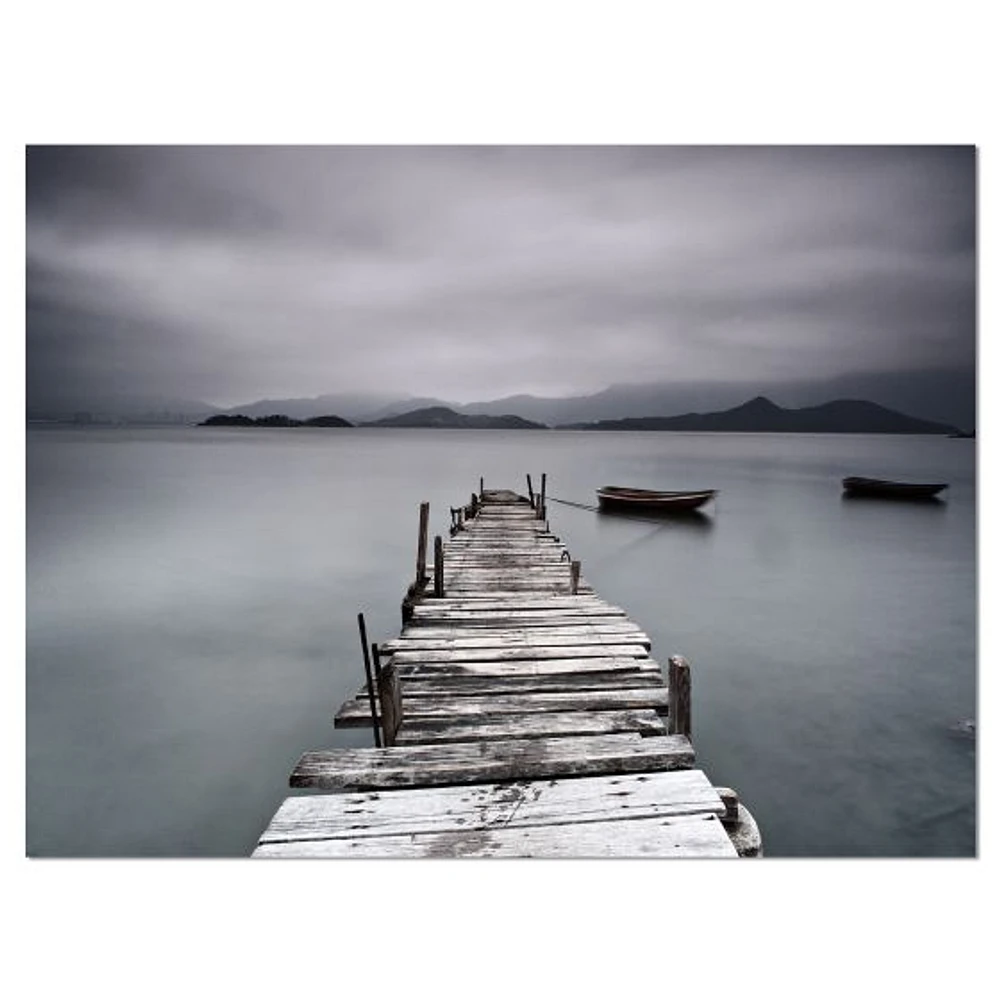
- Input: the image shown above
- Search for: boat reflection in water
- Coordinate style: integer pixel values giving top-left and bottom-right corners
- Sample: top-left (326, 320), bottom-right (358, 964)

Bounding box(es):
top-left (841, 476), bottom-right (948, 501)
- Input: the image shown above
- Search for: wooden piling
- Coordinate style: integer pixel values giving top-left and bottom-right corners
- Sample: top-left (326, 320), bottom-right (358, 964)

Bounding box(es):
top-left (433, 535), bottom-right (444, 597)
top-left (374, 646), bottom-right (402, 747)
top-left (668, 655), bottom-right (692, 738)
top-left (715, 787), bottom-right (740, 825)
top-left (357, 613), bottom-right (382, 748)
top-left (570, 560), bottom-right (581, 595)
top-left (526, 474), bottom-right (535, 508)
top-left (415, 502), bottom-right (430, 588)
top-left (538, 473), bottom-right (547, 520)
top-left (479, 476), bottom-right (484, 498)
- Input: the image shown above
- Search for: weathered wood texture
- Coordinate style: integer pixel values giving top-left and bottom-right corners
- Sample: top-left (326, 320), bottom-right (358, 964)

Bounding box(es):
top-left (257, 487), bottom-right (753, 859)
top-left (291, 733), bottom-right (695, 789)
top-left (433, 535), bottom-right (444, 597)
top-left (415, 501), bottom-right (429, 586)
top-left (668, 655), bottom-right (692, 738)
top-left (255, 769), bottom-right (735, 858)
top-left (377, 659), bottom-right (402, 746)
top-left (393, 709), bottom-right (668, 743)
top-left (254, 813), bottom-right (737, 858)
top-left (334, 687), bottom-right (671, 726)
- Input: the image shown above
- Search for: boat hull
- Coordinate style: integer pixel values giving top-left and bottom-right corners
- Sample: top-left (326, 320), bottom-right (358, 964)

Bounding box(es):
top-left (841, 476), bottom-right (948, 499)
top-left (596, 486), bottom-right (717, 513)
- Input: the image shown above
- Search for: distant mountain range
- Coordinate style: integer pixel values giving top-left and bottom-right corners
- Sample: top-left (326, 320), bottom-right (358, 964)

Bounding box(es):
top-left (202, 367), bottom-right (973, 430)
top-left (193, 398), bottom-right (960, 434)
top-left (561, 396), bottom-right (959, 435)
top-left (26, 366), bottom-right (976, 432)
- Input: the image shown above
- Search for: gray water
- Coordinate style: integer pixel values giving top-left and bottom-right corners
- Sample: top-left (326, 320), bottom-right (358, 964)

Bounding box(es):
top-left (25, 427), bottom-right (977, 857)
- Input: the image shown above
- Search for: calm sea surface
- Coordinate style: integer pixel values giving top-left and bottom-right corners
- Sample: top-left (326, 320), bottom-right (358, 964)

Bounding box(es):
top-left (25, 427), bottom-right (977, 857)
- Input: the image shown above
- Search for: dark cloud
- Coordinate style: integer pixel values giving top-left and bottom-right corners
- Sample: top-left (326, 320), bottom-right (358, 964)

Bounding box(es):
top-left (26, 145), bottom-right (976, 408)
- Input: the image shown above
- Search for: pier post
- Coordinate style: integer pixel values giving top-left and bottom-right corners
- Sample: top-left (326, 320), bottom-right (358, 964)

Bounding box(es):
top-left (667, 655), bottom-right (692, 738)
top-left (434, 535), bottom-right (444, 597)
top-left (357, 613), bottom-right (382, 748)
top-left (715, 787), bottom-right (740, 824)
top-left (570, 560), bottom-right (581, 595)
top-left (526, 474), bottom-right (535, 508)
top-left (537, 473), bottom-right (547, 520)
top-left (415, 501), bottom-right (430, 588)
top-left (479, 476), bottom-right (484, 499)
top-left (373, 645), bottom-right (402, 747)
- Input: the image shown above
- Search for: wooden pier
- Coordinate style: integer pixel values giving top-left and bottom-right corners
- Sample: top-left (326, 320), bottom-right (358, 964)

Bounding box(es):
top-left (254, 486), bottom-right (761, 858)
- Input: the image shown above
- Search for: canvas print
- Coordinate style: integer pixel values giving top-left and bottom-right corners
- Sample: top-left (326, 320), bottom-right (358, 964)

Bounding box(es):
top-left (26, 145), bottom-right (976, 857)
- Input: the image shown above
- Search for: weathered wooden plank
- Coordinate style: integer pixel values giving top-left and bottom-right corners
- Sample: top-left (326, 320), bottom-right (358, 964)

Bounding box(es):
top-left (397, 671), bottom-right (663, 697)
top-left (445, 545), bottom-right (562, 552)
top-left (411, 606), bottom-right (627, 619)
top-left (442, 573), bottom-right (584, 582)
top-left (414, 597), bottom-right (621, 611)
top-left (394, 655), bottom-right (662, 678)
top-left (258, 769), bottom-right (724, 845)
top-left (442, 568), bottom-right (580, 574)
top-left (291, 732), bottom-right (694, 789)
top-left (381, 630), bottom-right (652, 652)
top-left (397, 622), bottom-right (643, 638)
top-left (441, 563), bottom-right (570, 570)
top-left (345, 671), bottom-right (664, 707)
top-left (334, 687), bottom-right (670, 726)
top-left (254, 813), bottom-right (736, 858)
top-left (442, 575), bottom-right (591, 582)
top-left (443, 582), bottom-right (593, 590)
top-left (428, 581), bottom-right (594, 601)
top-left (442, 563), bottom-right (572, 570)
top-left (388, 643), bottom-right (648, 663)
top-left (394, 708), bottom-right (668, 742)
top-left (408, 610), bottom-right (624, 632)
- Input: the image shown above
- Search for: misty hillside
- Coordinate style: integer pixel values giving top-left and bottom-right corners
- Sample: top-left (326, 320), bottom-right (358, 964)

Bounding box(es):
top-left (562, 397), bottom-right (959, 434)
top-left (462, 368), bottom-right (975, 430)
top-left (216, 367), bottom-right (974, 430)
top-left (362, 406), bottom-right (546, 429)
top-left (27, 366), bottom-right (975, 431)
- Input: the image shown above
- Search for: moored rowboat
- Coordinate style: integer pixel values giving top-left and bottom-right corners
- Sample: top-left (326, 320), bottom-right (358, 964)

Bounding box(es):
top-left (596, 486), bottom-right (717, 513)
top-left (841, 476), bottom-right (948, 499)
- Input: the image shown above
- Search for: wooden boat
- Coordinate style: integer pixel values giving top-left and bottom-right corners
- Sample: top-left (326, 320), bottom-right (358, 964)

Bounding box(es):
top-left (841, 476), bottom-right (948, 499)
top-left (596, 485), bottom-right (717, 513)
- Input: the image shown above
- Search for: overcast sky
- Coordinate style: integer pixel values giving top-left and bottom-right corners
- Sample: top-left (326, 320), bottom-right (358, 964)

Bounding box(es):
top-left (26, 145), bottom-right (976, 409)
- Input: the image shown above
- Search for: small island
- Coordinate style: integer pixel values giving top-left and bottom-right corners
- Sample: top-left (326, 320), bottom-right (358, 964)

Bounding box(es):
top-left (361, 406), bottom-right (547, 429)
top-left (199, 413), bottom-right (353, 427)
